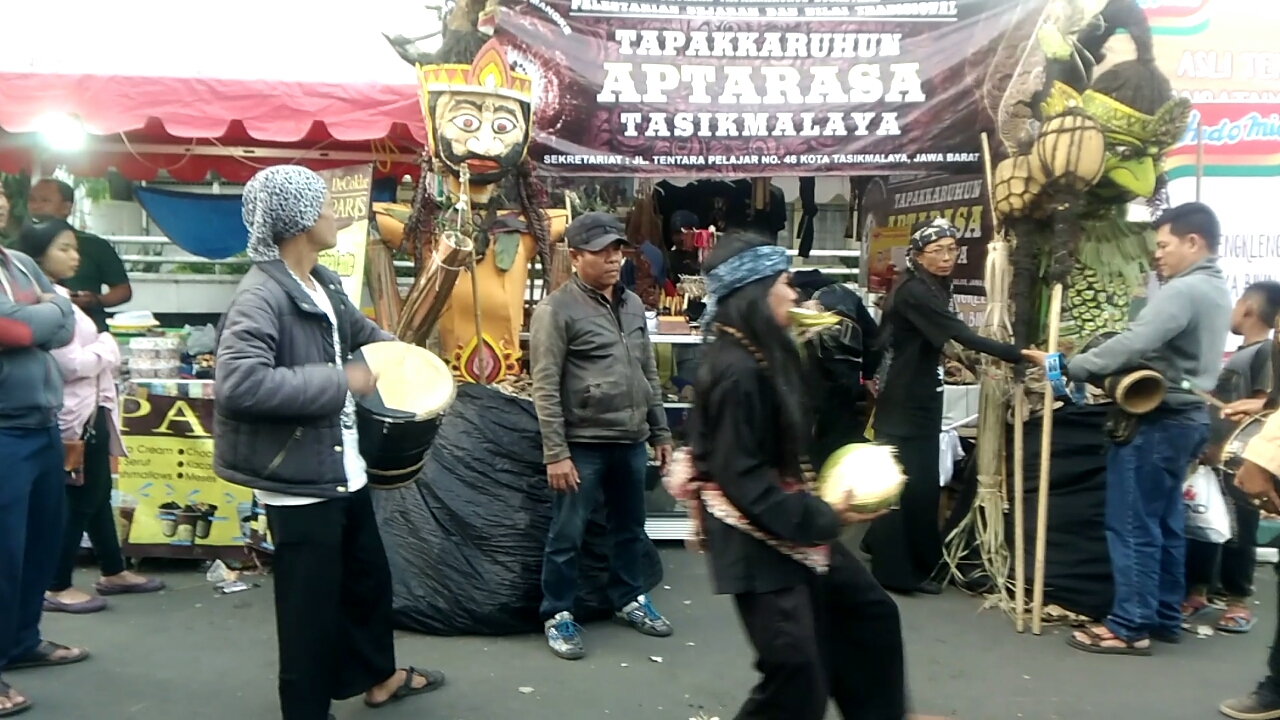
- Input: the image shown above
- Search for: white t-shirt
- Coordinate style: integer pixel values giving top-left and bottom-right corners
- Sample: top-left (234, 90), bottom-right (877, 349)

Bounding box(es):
top-left (256, 277), bottom-right (367, 506)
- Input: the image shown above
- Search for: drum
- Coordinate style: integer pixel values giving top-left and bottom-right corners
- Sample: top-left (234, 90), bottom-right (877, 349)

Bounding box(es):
top-left (353, 341), bottom-right (456, 487)
top-left (1219, 410), bottom-right (1272, 474)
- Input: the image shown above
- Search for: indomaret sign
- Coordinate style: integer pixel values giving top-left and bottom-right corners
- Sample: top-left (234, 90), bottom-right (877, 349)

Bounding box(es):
top-left (498, 0), bottom-right (1046, 176)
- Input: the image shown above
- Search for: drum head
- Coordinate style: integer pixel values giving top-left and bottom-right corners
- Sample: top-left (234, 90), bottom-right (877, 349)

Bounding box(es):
top-left (353, 341), bottom-right (456, 421)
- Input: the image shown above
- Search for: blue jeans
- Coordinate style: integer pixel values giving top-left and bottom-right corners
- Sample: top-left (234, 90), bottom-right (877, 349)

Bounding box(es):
top-left (0, 426), bottom-right (67, 666)
top-left (540, 442), bottom-right (648, 620)
top-left (1103, 412), bottom-right (1208, 642)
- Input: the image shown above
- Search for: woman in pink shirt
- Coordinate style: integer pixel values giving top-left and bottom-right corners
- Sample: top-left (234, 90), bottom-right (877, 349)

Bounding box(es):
top-left (17, 220), bottom-right (163, 614)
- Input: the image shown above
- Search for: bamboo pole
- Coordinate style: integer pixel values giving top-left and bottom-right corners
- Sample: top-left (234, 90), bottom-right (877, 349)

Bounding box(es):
top-left (1013, 387), bottom-right (1027, 632)
top-left (1031, 283), bottom-right (1064, 635)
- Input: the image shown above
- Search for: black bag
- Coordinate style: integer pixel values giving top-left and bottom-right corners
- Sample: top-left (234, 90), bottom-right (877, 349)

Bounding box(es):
top-left (372, 383), bottom-right (664, 635)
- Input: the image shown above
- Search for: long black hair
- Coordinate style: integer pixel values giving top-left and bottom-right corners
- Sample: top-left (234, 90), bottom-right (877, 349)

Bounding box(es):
top-left (16, 216), bottom-right (75, 262)
top-left (694, 230), bottom-right (810, 468)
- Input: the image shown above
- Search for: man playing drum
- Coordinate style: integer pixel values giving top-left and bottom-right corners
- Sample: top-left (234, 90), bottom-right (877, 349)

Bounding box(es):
top-left (529, 212), bottom-right (675, 660)
top-left (1183, 281), bottom-right (1280, 635)
top-left (214, 166), bottom-right (446, 720)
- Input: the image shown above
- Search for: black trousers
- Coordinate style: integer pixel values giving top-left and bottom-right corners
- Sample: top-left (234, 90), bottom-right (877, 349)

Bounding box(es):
top-left (265, 488), bottom-right (397, 720)
top-left (866, 433), bottom-right (942, 592)
top-left (732, 544), bottom-right (908, 720)
top-left (1186, 470), bottom-right (1259, 599)
top-left (51, 412), bottom-right (125, 591)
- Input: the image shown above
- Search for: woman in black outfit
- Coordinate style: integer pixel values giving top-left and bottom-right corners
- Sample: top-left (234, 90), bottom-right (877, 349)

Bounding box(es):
top-left (683, 230), bottom-right (909, 720)
top-left (865, 218), bottom-right (1024, 595)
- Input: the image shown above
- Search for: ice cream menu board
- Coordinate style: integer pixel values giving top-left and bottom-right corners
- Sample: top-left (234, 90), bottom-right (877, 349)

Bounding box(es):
top-left (115, 387), bottom-right (254, 559)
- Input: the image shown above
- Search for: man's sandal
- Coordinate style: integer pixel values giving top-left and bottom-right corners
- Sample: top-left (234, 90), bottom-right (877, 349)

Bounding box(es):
top-left (0, 680), bottom-right (30, 718)
top-left (364, 667), bottom-right (446, 709)
top-left (1066, 625), bottom-right (1152, 656)
top-left (4, 641), bottom-right (89, 671)
top-left (1218, 606), bottom-right (1258, 634)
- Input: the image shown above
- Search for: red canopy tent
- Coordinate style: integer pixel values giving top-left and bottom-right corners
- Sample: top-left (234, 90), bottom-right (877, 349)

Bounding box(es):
top-left (0, 2), bottom-right (430, 182)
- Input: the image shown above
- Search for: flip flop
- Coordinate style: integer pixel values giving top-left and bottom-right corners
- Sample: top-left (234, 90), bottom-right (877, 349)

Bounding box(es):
top-left (1066, 625), bottom-right (1152, 656)
top-left (42, 596), bottom-right (107, 614)
top-left (364, 667), bottom-right (446, 709)
top-left (1218, 608), bottom-right (1258, 634)
top-left (4, 642), bottom-right (90, 671)
top-left (94, 578), bottom-right (165, 596)
top-left (0, 679), bottom-right (30, 717)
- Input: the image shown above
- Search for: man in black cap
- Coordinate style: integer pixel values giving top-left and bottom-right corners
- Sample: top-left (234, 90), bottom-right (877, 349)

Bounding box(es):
top-left (529, 211), bottom-right (674, 661)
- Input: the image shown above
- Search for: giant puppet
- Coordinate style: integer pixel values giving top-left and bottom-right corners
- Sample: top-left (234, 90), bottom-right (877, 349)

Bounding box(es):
top-left (375, 34), bottom-right (567, 384)
top-left (367, 28), bottom-right (662, 636)
top-left (992, 0), bottom-right (1191, 357)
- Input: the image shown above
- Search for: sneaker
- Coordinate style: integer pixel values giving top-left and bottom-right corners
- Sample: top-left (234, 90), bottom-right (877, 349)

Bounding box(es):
top-left (544, 612), bottom-right (585, 660)
top-left (617, 594), bottom-right (673, 637)
top-left (1221, 684), bottom-right (1280, 720)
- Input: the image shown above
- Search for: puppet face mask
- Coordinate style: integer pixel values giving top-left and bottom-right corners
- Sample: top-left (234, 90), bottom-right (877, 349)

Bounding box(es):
top-left (430, 91), bottom-right (531, 186)
top-left (417, 38), bottom-right (534, 188)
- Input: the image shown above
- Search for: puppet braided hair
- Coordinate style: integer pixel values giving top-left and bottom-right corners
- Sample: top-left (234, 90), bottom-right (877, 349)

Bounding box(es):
top-left (402, 152), bottom-right (439, 272)
top-left (515, 159), bottom-right (554, 294)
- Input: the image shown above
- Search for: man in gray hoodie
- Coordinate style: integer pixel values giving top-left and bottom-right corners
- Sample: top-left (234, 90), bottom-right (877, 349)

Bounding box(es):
top-left (0, 240), bottom-right (80, 716)
top-left (1027, 202), bottom-right (1231, 656)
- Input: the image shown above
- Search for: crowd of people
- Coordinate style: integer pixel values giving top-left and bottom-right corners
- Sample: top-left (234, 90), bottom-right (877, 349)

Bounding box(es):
top-left (0, 180), bottom-right (146, 718)
top-left (3, 166), bottom-right (1280, 720)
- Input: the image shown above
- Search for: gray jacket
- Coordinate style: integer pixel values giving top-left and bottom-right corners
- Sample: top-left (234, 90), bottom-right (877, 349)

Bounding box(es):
top-left (213, 261), bottom-right (391, 498)
top-left (0, 249), bottom-right (76, 429)
top-left (1067, 257), bottom-right (1231, 409)
top-left (529, 276), bottom-right (672, 463)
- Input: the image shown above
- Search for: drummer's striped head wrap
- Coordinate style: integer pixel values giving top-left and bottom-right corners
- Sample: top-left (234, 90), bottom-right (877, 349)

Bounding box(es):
top-left (701, 244), bottom-right (790, 336)
top-left (242, 166), bottom-right (328, 263)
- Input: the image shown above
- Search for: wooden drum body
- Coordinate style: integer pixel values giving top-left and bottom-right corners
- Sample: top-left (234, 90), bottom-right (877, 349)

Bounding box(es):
top-left (1219, 410), bottom-right (1272, 474)
top-left (353, 341), bottom-right (457, 487)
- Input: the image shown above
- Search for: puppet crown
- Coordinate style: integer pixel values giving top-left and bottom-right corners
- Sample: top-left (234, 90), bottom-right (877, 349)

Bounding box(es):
top-left (416, 38), bottom-right (533, 105)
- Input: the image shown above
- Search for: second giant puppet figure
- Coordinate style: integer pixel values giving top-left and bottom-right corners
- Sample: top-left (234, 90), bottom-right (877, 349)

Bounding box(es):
top-left (992, 0), bottom-right (1191, 365)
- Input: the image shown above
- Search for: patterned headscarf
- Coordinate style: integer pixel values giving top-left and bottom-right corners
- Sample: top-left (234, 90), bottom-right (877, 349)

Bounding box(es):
top-left (906, 217), bottom-right (960, 268)
top-left (242, 166), bottom-right (327, 263)
top-left (701, 244), bottom-right (790, 335)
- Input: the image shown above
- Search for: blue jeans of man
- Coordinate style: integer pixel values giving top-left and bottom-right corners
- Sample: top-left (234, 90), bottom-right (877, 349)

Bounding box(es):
top-left (540, 442), bottom-right (648, 620)
top-left (1103, 411), bottom-right (1208, 642)
top-left (0, 426), bottom-right (67, 666)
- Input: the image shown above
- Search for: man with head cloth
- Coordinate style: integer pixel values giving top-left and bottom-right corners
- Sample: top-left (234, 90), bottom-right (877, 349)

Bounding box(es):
top-left (214, 166), bottom-right (446, 720)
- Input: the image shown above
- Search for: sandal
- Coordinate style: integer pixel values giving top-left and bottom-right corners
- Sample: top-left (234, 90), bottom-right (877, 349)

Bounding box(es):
top-left (0, 679), bottom-right (30, 718)
top-left (1066, 625), bottom-right (1152, 656)
top-left (1182, 597), bottom-right (1212, 622)
top-left (364, 666), bottom-right (446, 709)
top-left (1218, 605), bottom-right (1258, 634)
top-left (94, 577), bottom-right (165, 596)
top-left (4, 641), bottom-right (90, 671)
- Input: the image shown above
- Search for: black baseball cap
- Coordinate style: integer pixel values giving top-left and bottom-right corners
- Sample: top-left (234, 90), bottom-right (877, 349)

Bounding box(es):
top-left (566, 211), bottom-right (630, 252)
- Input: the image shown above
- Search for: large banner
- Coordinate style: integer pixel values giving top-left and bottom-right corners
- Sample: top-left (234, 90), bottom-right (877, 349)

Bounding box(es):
top-left (115, 386), bottom-right (254, 559)
top-left (498, 0), bottom-right (1046, 176)
top-left (860, 173), bottom-right (990, 326)
top-left (316, 164), bottom-right (374, 304)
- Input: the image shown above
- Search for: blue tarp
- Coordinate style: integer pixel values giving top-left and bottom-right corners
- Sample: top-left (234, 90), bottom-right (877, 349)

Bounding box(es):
top-left (134, 186), bottom-right (247, 260)
top-left (136, 177), bottom-right (398, 260)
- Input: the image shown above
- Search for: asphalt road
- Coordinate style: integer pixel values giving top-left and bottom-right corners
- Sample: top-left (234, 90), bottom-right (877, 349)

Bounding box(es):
top-left (9, 546), bottom-right (1273, 720)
